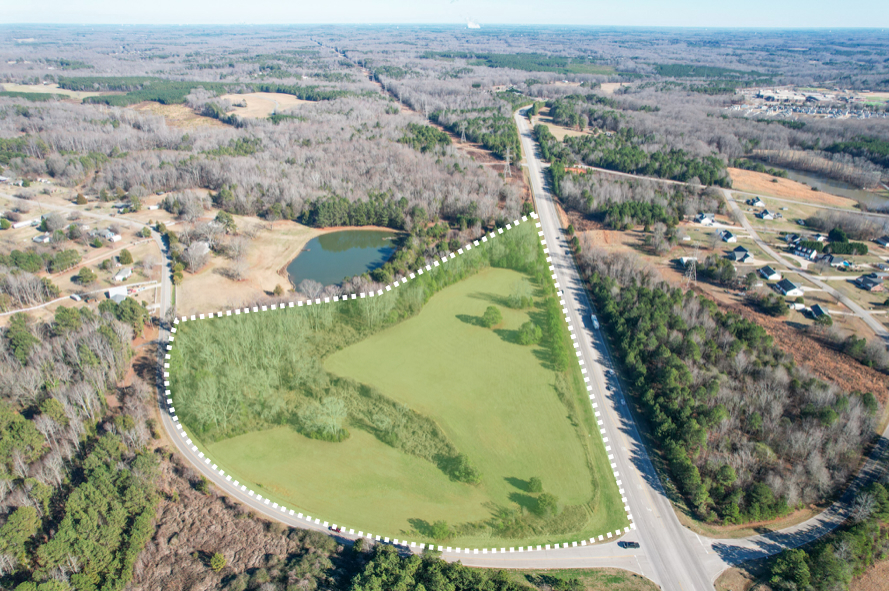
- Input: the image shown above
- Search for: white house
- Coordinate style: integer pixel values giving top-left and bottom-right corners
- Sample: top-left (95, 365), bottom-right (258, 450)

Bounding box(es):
top-left (812, 234), bottom-right (828, 243)
top-left (32, 233), bottom-right (51, 244)
top-left (757, 209), bottom-right (776, 220)
top-left (720, 230), bottom-right (737, 243)
top-left (679, 256), bottom-right (698, 267)
top-left (776, 278), bottom-right (804, 297)
top-left (811, 304), bottom-right (830, 319)
top-left (695, 213), bottom-right (716, 226)
top-left (113, 267), bottom-right (132, 282)
top-left (759, 265), bottom-right (781, 281)
top-left (875, 235), bottom-right (889, 247)
top-left (747, 198), bottom-right (765, 207)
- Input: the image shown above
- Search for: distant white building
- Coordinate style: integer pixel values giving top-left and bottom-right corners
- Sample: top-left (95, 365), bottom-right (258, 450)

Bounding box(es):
top-left (757, 209), bottom-right (776, 220)
top-left (730, 246), bottom-right (753, 262)
top-left (113, 267), bottom-right (132, 282)
top-left (695, 213), bottom-right (716, 226)
top-left (720, 230), bottom-right (737, 243)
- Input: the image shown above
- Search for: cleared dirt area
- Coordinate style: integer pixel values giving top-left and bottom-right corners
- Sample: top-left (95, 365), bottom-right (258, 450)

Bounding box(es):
top-left (221, 92), bottom-right (312, 118)
top-left (176, 217), bottom-right (320, 316)
top-left (599, 82), bottom-right (629, 95)
top-left (130, 102), bottom-right (225, 129)
top-left (0, 82), bottom-right (111, 101)
top-left (531, 108), bottom-right (596, 141)
top-left (729, 167), bottom-right (860, 209)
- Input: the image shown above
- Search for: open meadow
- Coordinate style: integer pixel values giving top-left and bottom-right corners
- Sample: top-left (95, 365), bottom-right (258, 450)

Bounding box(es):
top-left (171, 224), bottom-right (626, 548)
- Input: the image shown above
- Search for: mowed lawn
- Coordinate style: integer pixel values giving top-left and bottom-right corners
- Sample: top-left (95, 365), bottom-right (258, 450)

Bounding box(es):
top-left (203, 267), bottom-right (625, 547)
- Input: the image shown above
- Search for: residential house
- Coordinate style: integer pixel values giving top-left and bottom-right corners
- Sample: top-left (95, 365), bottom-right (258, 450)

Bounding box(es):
top-left (720, 230), bottom-right (737, 243)
top-left (756, 209), bottom-right (776, 220)
top-left (695, 213), bottom-right (716, 226)
top-left (101, 229), bottom-right (122, 242)
top-left (32, 233), bottom-right (51, 244)
top-left (776, 278), bottom-right (804, 297)
top-left (113, 267), bottom-right (132, 282)
top-left (854, 274), bottom-right (885, 292)
top-left (759, 266), bottom-right (781, 281)
top-left (792, 245), bottom-right (819, 261)
top-left (812, 234), bottom-right (828, 243)
top-left (730, 246), bottom-right (753, 262)
top-left (876, 235), bottom-right (889, 247)
top-left (810, 304), bottom-right (830, 319)
top-left (746, 198), bottom-right (765, 207)
top-left (679, 256), bottom-right (698, 267)
top-left (818, 254), bottom-right (850, 268)
top-left (784, 233), bottom-right (801, 245)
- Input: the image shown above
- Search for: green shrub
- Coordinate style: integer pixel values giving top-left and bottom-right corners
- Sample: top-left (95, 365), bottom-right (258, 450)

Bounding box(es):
top-left (481, 305), bottom-right (502, 328)
top-left (517, 321), bottom-right (543, 345)
top-left (528, 477), bottom-right (543, 493)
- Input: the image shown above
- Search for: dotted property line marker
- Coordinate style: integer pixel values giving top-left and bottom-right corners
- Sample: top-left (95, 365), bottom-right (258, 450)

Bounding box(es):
top-left (165, 213), bottom-right (630, 554)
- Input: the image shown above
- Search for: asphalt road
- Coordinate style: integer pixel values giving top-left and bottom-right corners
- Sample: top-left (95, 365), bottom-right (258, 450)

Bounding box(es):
top-left (514, 109), bottom-right (716, 591)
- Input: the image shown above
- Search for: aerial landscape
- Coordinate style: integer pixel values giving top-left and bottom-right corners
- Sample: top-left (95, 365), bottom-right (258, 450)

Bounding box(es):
top-left (1, 2), bottom-right (889, 591)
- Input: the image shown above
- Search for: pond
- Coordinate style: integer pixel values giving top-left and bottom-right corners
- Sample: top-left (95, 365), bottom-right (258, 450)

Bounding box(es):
top-left (765, 164), bottom-right (889, 210)
top-left (286, 229), bottom-right (397, 287)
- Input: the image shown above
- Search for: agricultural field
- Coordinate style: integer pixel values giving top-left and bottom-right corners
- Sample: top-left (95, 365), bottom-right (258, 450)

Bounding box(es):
top-left (220, 92), bottom-right (313, 118)
top-left (170, 223), bottom-right (627, 549)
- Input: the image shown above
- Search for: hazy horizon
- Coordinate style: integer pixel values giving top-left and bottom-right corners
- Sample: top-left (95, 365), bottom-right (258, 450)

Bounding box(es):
top-left (2, 0), bottom-right (888, 29)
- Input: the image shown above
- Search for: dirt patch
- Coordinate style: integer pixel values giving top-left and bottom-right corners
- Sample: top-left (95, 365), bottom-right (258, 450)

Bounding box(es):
top-left (0, 82), bottom-right (114, 102)
top-left (729, 168), bottom-right (860, 209)
top-left (221, 92), bottom-right (313, 118)
top-left (130, 102), bottom-right (225, 129)
top-left (700, 291), bottom-right (889, 403)
top-left (851, 558), bottom-right (889, 591)
top-left (177, 218), bottom-right (321, 316)
top-left (599, 82), bottom-right (629, 95)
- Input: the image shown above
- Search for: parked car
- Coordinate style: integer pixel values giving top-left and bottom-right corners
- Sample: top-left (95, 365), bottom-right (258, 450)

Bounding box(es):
top-left (796, 219), bottom-right (806, 226)
top-left (590, 314), bottom-right (599, 330)
top-left (618, 541), bottom-right (640, 549)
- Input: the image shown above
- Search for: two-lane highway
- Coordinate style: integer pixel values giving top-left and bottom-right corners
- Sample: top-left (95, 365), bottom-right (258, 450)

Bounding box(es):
top-left (515, 108), bottom-right (716, 591)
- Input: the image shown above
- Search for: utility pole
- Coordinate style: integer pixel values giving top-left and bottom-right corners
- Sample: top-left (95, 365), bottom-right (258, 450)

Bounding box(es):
top-left (504, 146), bottom-right (511, 177)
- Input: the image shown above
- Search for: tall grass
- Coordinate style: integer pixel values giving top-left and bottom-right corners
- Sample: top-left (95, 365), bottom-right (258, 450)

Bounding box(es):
top-left (170, 222), bottom-right (549, 482)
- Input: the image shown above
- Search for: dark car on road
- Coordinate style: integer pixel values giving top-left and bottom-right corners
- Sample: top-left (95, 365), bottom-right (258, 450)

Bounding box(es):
top-left (618, 541), bottom-right (640, 549)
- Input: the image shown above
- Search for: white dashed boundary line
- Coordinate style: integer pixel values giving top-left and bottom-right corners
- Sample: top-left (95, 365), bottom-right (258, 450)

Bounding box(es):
top-left (163, 212), bottom-right (632, 555)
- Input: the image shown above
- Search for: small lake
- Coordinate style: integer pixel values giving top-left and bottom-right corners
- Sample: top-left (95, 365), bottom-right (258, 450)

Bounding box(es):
top-left (765, 164), bottom-right (889, 210)
top-left (286, 230), bottom-right (397, 287)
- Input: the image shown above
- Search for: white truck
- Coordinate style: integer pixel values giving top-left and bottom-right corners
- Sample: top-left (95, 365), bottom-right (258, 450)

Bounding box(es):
top-left (590, 314), bottom-right (599, 330)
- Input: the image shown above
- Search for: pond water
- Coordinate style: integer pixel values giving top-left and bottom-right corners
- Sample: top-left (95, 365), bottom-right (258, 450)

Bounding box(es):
top-left (286, 229), bottom-right (397, 287)
top-left (765, 164), bottom-right (889, 210)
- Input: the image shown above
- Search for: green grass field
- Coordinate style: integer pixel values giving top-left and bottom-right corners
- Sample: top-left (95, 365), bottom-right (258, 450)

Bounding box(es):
top-left (183, 265), bottom-right (626, 548)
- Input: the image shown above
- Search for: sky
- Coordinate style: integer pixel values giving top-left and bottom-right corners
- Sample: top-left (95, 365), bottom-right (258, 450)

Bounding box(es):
top-left (1, 0), bottom-right (888, 28)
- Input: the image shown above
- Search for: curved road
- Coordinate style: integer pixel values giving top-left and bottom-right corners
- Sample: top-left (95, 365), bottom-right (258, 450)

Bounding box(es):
top-left (146, 110), bottom-right (888, 591)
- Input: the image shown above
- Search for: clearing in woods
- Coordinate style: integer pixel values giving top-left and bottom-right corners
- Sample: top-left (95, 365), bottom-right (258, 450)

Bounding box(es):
top-left (170, 223), bottom-right (626, 548)
top-left (221, 92), bottom-right (313, 118)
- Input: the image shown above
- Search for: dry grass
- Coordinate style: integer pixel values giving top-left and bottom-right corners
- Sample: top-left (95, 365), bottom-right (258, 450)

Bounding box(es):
top-left (599, 83), bottom-right (629, 95)
top-left (221, 92), bottom-right (313, 118)
top-left (176, 217), bottom-right (321, 315)
top-left (129, 102), bottom-right (225, 129)
top-left (728, 168), bottom-right (860, 209)
top-left (0, 82), bottom-right (111, 101)
top-left (531, 109), bottom-right (595, 141)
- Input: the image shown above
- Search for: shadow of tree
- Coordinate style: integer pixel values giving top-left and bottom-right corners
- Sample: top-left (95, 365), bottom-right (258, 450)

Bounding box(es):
top-left (493, 327), bottom-right (520, 344)
top-left (505, 476), bottom-right (530, 492)
top-left (468, 291), bottom-right (511, 307)
top-left (456, 313), bottom-right (483, 327)
top-left (408, 518), bottom-right (434, 538)
top-left (508, 492), bottom-right (539, 514)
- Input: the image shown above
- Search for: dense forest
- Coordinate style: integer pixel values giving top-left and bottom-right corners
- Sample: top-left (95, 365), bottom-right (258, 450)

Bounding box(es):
top-left (579, 248), bottom-right (877, 524)
top-left (0, 305), bottom-right (158, 590)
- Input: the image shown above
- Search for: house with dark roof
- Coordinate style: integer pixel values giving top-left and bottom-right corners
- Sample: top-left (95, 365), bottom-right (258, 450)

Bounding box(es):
top-left (759, 266), bottom-right (781, 281)
top-left (729, 246), bottom-right (753, 262)
top-left (792, 245), bottom-right (819, 261)
top-left (776, 279), bottom-right (804, 297)
top-left (810, 304), bottom-right (830, 318)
